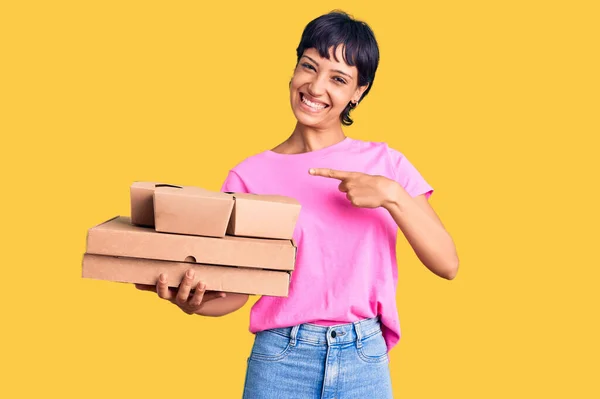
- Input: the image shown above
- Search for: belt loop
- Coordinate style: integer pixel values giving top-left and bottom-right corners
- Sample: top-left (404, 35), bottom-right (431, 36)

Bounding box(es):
top-left (290, 325), bottom-right (300, 346)
top-left (353, 320), bottom-right (363, 349)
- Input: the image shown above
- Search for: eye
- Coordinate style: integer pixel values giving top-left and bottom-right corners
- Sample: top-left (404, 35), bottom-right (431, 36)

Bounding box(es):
top-left (333, 76), bottom-right (347, 84)
top-left (301, 63), bottom-right (316, 71)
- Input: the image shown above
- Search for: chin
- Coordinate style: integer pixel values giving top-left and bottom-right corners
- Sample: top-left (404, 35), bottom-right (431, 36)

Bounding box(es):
top-left (294, 112), bottom-right (322, 127)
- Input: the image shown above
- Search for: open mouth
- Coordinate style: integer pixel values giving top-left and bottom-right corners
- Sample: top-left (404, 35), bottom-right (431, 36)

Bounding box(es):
top-left (300, 93), bottom-right (329, 111)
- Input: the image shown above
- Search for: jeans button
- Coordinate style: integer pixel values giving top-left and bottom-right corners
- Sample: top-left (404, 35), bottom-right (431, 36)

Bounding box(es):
top-left (331, 330), bottom-right (337, 338)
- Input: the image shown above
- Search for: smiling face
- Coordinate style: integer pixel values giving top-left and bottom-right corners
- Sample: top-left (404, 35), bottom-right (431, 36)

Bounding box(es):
top-left (290, 46), bottom-right (369, 129)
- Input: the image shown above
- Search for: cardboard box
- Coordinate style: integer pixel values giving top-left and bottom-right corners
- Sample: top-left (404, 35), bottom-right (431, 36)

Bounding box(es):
top-left (132, 181), bottom-right (301, 240)
top-left (153, 185), bottom-right (234, 238)
top-left (86, 216), bottom-right (296, 271)
top-left (82, 254), bottom-right (290, 297)
top-left (130, 182), bottom-right (170, 227)
top-left (226, 193), bottom-right (301, 240)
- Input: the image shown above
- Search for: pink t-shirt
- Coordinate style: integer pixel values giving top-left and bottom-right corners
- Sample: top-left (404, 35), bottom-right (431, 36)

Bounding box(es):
top-left (220, 137), bottom-right (433, 352)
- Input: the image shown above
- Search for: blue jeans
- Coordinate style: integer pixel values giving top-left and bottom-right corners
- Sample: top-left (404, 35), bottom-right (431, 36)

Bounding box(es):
top-left (242, 317), bottom-right (394, 399)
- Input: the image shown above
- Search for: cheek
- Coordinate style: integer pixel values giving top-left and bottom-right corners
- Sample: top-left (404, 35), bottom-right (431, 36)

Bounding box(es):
top-left (330, 91), bottom-right (351, 109)
top-left (289, 75), bottom-right (304, 94)
top-left (289, 78), bottom-right (300, 91)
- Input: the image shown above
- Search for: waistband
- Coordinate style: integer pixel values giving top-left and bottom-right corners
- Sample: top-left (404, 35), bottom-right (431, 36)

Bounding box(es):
top-left (262, 317), bottom-right (382, 347)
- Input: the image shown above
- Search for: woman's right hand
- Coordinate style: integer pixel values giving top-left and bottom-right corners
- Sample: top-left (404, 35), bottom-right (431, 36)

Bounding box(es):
top-left (135, 269), bottom-right (226, 315)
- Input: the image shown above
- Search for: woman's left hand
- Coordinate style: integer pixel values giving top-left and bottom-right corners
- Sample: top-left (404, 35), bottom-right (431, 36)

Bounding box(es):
top-left (309, 168), bottom-right (401, 209)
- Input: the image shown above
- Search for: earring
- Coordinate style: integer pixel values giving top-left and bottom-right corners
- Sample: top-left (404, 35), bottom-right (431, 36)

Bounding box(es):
top-left (349, 101), bottom-right (357, 109)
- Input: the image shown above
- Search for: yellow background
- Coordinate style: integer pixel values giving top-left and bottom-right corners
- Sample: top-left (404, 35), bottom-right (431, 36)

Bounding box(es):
top-left (2, 0), bottom-right (598, 397)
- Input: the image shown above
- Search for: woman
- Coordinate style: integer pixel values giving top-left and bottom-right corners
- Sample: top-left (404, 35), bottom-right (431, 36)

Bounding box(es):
top-left (137, 10), bottom-right (459, 398)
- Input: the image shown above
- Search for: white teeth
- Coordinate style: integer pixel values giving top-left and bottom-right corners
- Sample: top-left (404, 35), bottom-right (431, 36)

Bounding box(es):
top-left (302, 95), bottom-right (326, 110)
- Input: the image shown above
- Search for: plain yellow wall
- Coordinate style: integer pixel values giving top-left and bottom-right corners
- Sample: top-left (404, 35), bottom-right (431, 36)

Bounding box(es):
top-left (2, 1), bottom-right (598, 397)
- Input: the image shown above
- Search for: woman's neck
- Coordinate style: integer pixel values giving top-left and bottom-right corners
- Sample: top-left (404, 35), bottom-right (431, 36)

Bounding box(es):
top-left (273, 123), bottom-right (346, 154)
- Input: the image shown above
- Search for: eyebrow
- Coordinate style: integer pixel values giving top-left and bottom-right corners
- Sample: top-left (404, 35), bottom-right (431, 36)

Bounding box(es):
top-left (302, 55), bottom-right (354, 80)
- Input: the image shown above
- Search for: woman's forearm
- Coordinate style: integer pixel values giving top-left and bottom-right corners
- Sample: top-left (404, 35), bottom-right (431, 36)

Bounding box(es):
top-left (196, 293), bottom-right (250, 317)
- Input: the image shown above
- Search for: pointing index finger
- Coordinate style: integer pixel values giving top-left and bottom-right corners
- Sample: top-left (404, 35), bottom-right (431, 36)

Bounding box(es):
top-left (309, 168), bottom-right (351, 180)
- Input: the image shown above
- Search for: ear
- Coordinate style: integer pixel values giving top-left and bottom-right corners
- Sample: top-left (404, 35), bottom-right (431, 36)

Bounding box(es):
top-left (353, 83), bottom-right (369, 103)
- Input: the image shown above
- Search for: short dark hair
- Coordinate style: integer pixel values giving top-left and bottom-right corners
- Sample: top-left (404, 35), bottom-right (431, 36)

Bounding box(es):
top-left (295, 10), bottom-right (380, 126)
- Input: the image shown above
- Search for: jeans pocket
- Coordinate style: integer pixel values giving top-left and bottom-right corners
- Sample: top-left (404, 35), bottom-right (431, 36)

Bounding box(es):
top-left (249, 330), bottom-right (294, 362)
top-left (356, 330), bottom-right (389, 364)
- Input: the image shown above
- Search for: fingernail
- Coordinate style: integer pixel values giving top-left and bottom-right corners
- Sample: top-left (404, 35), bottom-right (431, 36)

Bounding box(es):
top-left (220, 293), bottom-right (226, 298)
top-left (309, 168), bottom-right (315, 174)
top-left (159, 274), bottom-right (166, 283)
top-left (186, 269), bottom-right (194, 278)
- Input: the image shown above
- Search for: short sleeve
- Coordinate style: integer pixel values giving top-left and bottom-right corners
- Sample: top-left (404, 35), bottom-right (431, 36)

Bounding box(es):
top-left (220, 170), bottom-right (250, 194)
top-left (387, 146), bottom-right (434, 199)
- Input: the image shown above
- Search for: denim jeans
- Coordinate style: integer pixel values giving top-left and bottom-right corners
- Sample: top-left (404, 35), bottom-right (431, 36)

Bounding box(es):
top-left (242, 317), bottom-right (394, 399)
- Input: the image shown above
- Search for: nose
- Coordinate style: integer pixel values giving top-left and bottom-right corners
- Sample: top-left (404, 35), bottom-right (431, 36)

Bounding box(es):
top-left (307, 74), bottom-right (327, 97)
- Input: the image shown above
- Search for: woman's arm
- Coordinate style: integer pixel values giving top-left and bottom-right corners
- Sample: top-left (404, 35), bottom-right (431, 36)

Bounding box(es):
top-left (383, 188), bottom-right (459, 280)
top-left (195, 293), bottom-right (250, 317)
top-left (309, 167), bottom-right (459, 280)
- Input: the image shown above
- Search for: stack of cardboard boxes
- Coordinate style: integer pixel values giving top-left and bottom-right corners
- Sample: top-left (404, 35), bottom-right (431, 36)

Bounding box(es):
top-left (82, 182), bottom-right (301, 297)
